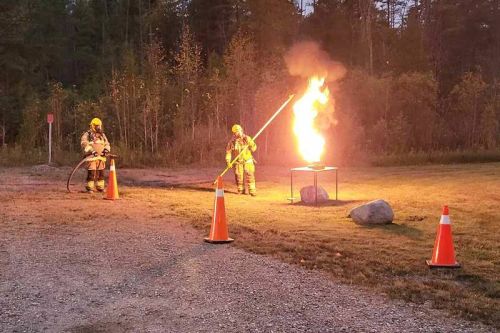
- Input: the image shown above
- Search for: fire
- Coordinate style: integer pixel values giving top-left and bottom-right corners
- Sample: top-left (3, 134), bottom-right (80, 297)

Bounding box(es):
top-left (292, 76), bottom-right (329, 163)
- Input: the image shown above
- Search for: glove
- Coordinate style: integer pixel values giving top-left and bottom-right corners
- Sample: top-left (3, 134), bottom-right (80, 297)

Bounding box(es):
top-left (226, 160), bottom-right (232, 168)
top-left (102, 149), bottom-right (109, 157)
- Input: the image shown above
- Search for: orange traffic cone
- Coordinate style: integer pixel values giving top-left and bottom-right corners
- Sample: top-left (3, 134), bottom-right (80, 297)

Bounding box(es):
top-left (204, 176), bottom-right (234, 244)
top-left (426, 205), bottom-right (460, 268)
top-left (104, 159), bottom-right (120, 200)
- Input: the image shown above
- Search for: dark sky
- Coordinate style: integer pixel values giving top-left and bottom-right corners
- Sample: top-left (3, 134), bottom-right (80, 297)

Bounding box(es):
top-left (294, 0), bottom-right (315, 16)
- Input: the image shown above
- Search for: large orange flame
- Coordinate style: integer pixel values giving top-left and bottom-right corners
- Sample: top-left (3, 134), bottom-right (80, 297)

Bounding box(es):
top-left (293, 76), bottom-right (329, 163)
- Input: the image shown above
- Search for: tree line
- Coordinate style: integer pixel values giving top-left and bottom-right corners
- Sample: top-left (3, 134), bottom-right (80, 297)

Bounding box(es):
top-left (0, 0), bottom-right (499, 166)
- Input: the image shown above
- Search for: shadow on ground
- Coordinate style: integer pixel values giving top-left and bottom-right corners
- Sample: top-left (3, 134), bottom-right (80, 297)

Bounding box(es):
top-left (286, 199), bottom-right (361, 207)
top-left (360, 222), bottom-right (424, 240)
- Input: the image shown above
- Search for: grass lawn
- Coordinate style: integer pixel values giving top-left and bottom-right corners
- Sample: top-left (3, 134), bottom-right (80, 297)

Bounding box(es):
top-left (123, 162), bottom-right (500, 327)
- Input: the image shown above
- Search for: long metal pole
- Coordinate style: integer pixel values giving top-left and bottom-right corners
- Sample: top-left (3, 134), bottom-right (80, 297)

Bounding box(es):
top-left (214, 94), bottom-right (295, 183)
top-left (251, 94), bottom-right (295, 142)
top-left (48, 122), bottom-right (52, 165)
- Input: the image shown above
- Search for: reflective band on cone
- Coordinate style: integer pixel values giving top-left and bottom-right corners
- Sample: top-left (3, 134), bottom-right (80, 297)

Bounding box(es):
top-left (204, 176), bottom-right (233, 244)
top-left (426, 205), bottom-right (460, 269)
top-left (439, 215), bottom-right (450, 224)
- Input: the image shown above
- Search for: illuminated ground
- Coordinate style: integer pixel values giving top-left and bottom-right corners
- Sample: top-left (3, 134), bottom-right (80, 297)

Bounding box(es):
top-left (0, 164), bottom-right (498, 331)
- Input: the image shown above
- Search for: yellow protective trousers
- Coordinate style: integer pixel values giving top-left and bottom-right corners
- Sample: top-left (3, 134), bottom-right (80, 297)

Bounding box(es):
top-left (234, 161), bottom-right (256, 195)
top-left (86, 159), bottom-right (106, 191)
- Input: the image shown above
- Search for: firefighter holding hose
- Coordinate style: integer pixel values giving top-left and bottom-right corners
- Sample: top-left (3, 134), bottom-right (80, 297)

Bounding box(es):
top-left (80, 118), bottom-right (110, 192)
top-left (225, 124), bottom-right (257, 196)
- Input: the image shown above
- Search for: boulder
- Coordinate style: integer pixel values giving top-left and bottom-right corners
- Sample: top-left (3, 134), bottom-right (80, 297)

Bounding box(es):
top-left (348, 199), bottom-right (394, 225)
top-left (300, 186), bottom-right (329, 204)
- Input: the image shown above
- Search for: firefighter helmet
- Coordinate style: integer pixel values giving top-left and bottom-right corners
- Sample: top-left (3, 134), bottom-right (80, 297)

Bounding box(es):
top-left (231, 124), bottom-right (242, 134)
top-left (90, 118), bottom-right (102, 131)
top-left (90, 118), bottom-right (102, 126)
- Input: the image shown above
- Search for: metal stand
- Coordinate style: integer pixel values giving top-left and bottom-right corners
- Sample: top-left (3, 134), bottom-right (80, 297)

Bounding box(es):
top-left (289, 166), bottom-right (338, 205)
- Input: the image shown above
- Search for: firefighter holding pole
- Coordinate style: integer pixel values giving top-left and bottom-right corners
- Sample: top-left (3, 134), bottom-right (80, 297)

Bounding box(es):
top-left (214, 94), bottom-right (295, 192)
top-left (226, 124), bottom-right (257, 196)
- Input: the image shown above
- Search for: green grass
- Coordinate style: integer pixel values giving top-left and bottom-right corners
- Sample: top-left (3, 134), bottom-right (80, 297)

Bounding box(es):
top-left (123, 163), bottom-right (500, 327)
top-left (369, 149), bottom-right (500, 166)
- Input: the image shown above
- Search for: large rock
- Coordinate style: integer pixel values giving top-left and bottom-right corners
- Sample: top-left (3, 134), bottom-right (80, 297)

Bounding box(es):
top-left (300, 186), bottom-right (329, 204)
top-left (348, 199), bottom-right (394, 225)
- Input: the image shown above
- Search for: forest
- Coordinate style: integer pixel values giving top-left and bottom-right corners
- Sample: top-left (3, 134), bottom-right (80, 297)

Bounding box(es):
top-left (0, 0), bottom-right (499, 166)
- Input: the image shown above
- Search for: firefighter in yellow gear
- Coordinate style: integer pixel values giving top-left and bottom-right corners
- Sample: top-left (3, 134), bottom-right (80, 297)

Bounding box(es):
top-left (80, 118), bottom-right (111, 192)
top-left (225, 124), bottom-right (257, 196)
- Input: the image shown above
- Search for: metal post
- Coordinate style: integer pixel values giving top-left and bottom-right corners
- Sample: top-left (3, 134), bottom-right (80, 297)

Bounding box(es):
top-left (290, 169), bottom-right (294, 204)
top-left (48, 122), bottom-right (52, 164)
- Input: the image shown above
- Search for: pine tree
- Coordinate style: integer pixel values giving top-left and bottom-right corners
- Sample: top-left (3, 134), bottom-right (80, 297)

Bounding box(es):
top-left (223, 29), bottom-right (257, 131)
top-left (174, 24), bottom-right (202, 140)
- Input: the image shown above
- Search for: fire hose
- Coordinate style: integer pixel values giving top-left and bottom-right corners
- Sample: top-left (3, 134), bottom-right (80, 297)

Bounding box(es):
top-left (67, 153), bottom-right (118, 193)
top-left (213, 94), bottom-right (295, 184)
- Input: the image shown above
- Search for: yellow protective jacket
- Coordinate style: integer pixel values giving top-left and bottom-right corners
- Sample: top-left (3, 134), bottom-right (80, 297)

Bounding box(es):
top-left (225, 134), bottom-right (257, 164)
top-left (80, 130), bottom-right (110, 162)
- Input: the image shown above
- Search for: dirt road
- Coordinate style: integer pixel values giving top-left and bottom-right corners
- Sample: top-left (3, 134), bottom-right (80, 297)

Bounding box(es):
top-left (0, 166), bottom-right (495, 332)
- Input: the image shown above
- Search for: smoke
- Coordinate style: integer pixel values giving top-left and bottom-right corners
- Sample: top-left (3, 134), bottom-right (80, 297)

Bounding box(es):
top-left (284, 41), bottom-right (346, 82)
top-left (284, 41), bottom-right (344, 133)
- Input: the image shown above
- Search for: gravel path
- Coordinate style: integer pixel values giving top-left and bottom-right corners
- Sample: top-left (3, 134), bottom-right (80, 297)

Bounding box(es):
top-left (0, 167), bottom-right (495, 332)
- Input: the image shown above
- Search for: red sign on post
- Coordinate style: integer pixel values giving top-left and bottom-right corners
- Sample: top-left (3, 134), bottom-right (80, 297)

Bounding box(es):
top-left (47, 113), bottom-right (54, 124)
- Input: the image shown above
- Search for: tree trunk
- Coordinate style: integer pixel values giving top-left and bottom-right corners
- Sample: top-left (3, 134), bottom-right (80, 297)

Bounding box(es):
top-left (387, 0), bottom-right (391, 28)
top-left (265, 131), bottom-right (269, 159)
top-left (125, 0), bottom-right (130, 46)
top-left (143, 103), bottom-right (148, 151)
top-left (1, 113), bottom-right (5, 146)
top-left (154, 96), bottom-right (159, 152)
top-left (366, 0), bottom-right (373, 75)
top-left (359, 0), bottom-right (373, 74)
top-left (139, 0), bottom-right (143, 62)
top-left (471, 92), bottom-right (478, 148)
top-left (208, 117), bottom-right (212, 145)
